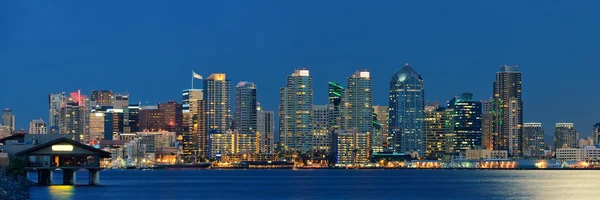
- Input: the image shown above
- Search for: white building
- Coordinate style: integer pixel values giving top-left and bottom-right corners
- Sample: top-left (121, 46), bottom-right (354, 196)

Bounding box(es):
top-left (29, 119), bottom-right (47, 134)
top-left (335, 129), bottom-right (370, 165)
top-left (556, 146), bottom-right (600, 161)
top-left (465, 149), bottom-right (508, 160)
top-left (0, 126), bottom-right (10, 138)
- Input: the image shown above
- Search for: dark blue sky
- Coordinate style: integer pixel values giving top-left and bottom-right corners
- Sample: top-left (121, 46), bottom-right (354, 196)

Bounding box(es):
top-left (2, 1), bottom-right (600, 142)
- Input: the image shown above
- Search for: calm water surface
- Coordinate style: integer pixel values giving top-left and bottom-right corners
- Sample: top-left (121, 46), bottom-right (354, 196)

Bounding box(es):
top-left (29, 169), bottom-right (600, 200)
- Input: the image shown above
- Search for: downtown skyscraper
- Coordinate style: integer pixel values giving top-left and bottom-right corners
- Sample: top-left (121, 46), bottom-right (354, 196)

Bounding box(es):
top-left (205, 73), bottom-right (232, 157)
top-left (554, 123), bottom-right (578, 151)
top-left (342, 70), bottom-right (373, 134)
top-left (388, 64), bottom-right (425, 156)
top-left (492, 65), bottom-right (523, 157)
top-left (523, 122), bottom-right (545, 158)
top-left (279, 69), bottom-right (313, 153)
top-left (257, 103), bottom-right (275, 154)
top-left (446, 93), bottom-right (482, 154)
top-left (327, 82), bottom-right (344, 136)
top-left (182, 88), bottom-right (204, 161)
top-left (1, 109), bottom-right (15, 133)
top-left (424, 102), bottom-right (448, 159)
top-left (234, 81), bottom-right (258, 154)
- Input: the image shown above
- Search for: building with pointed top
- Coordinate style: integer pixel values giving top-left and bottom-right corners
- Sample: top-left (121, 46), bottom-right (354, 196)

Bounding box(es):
top-left (388, 64), bottom-right (425, 156)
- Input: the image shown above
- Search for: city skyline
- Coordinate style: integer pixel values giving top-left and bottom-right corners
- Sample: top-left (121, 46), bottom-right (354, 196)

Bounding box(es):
top-left (3, 1), bottom-right (600, 145)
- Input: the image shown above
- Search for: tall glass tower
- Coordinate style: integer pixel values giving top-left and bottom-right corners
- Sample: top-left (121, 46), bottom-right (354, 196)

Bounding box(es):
top-left (234, 81), bottom-right (258, 154)
top-left (342, 70), bottom-right (373, 134)
top-left (204, 73), bottom-right (231, 157)
top-left (279, 69), bottom-right (313, 153)
top-left (388, 64), bottom-right (425, 156)
top-left (327, 82), bottom-right (344, 135)
top-left (446, 93), bottom-right (482, 154)
top-left (492, 65), bottom-right (522, 157)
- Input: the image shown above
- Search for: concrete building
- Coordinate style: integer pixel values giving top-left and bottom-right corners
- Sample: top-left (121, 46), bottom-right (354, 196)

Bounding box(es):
top-left (59, 102), bottom-right (86, 142)
top-left (523, 123), bottom-right (545, 158)
top-left (139, 109), bottom-right (166, 132)
top-left (335, 129), bottom-right (370, 165)
top-left (579, 137), bottom-right (594, 148)
top-left (342, 70), bottom-right (373, 134)
top-left (554, 123), bottom-right (578, 151)
top-left (91, 90), bottom-right (113, 107)
top-left (29, 119), bottom-right (47, 134)
top-left (482, 98), bottom-right (493, 150)
top-left (372, 105), bottom-right (389, 152)
top-left (111, 93), bottom-right (129, 109)
top-left (556, 146), bottom-right (600, 161)
top-left (388, 64), bottom-right (425, 156)
top-left (312, 105), bottom-right (330, 153)
top-left (279, 69), bottom-right (313, 153)
top-left (158, 101), bottom-right (183, 134)
top-left (492, 65), bottom-right (523, 157)
top-left (0, 126), bottom-right (10, 138)
top-left (465, 149), bottom-right (508, 160)
top-left (234, 82), bottom-right (257, 135)
top-left (424, 102), bottom-right (448, 159)
top-left (48, 92), bottom-right (67, 129)
top-left (209, 131), bottom-right (233, 159)
top-left (257, 104), bottom-right (274, 154)
top-left (182, 89), bottom-right (204, 161)
top-left (204, 73), bottom-right (232, 158)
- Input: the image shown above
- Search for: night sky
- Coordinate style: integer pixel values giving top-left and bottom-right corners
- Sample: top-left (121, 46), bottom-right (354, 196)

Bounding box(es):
top-left (2, 1), bottom-right (600, 143)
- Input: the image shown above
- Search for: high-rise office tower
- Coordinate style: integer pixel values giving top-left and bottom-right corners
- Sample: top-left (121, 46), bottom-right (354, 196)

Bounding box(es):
top-left (388, 64), bottom-right (425, 156)
top-left (312, 105), bottom-right (330, 153)
top-left (554, 123), bottom-right (578, 151)
top-left (233, 82), bottom-right (257, 154)
top-left (257, 104), bottom-right (275, 154)
top-left (446, 93), bottom-right (482, 154)
top-left (594, 122), bottom-right (600, 145)
top-left (59, 102), bottom-right (86, 141)
top-left (104, 108), bottom-right (128, 140)
top-left (234, 82), bottom-right (257, 134)
top-left (182, 89), bottom-right (204, 162)
top-left (91, 90), bottom-right (113, 107)
top-left (327, 82), bottom-right (344, 134)
top-left (492, 65), bottom-right (523, 157)
top-left (204, 73), bottom-right (232, 157)
top-left (159, 101), bottom-right (183, 134)
top-left (139, 108), bottom-right (166, 132)
top-left (0, 126), bottom-right (10, 138)
top-left (128, 104), bottom-right (140, 133)
top-left (342, 70), bottom-right (373, 134)
top-left (523, 123), bottom-right (545, 158)
top-left (279, 69), bottom-right (313, 153)
top-left (372, 105), bottom-right (389, 152)
top-left (1, 109), bottom-right (15, 133)
top-left (482, 98), bottom-right (493, 150)
top-left (89, 109), bottom-right (105, 141)
top-left (48, 92), bottom-right (67, 129)
top-left (424, 102), bottom-right (448, 158)
top-left (29, 119), bottom-right (47, 134)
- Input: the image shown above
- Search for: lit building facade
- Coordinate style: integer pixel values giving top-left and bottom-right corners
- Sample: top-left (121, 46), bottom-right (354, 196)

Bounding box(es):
top-left (556, 146), bottom-right (600, 161)
top-left (1, 109), bottom-right (14, 133)
top-left (29, 119), bottom-right (47, 134)
top-left (139, 109), bottom-right (166, 132)
top-left (424, 102), bottom-right (448, 159)
top-left (48, 92), bottom-right (67, 129)
top-left (59, 102), bottom-right (86, 142)
top-left (327, 82), bottom-right (344, 136)
top-left (91, 90), bottom-right (113, 107)
top-left (372, 105), bottom-right (389, 151)
top-left (257, 104), bottom-right (275, 154)
top-left (234, 82), bottom-right (257, 135)
top-left (523, 123), bottom-right (545, 158)
top-left (554, 123), bottom-right (578, 151)
top-left (182, 89), bottom-right (204, 161)
top-left (446, 93), bottom-right (482, 154)
top-left (312, 105), bottom-right (330, 153)
top-left (482, 98), bottom-right (493, 150)
top-left (279, 69), bottom-right (313, 153)
top-left (158, 101), bottom-right (183, 134)
top-left (0, 126), bottom-right (10, 138)
top-left (465, 149), bottom-right (508, 160)
top-left (111, 93), bottom-right (129, 109)
top-left (89, 110), bottom-right (105, 141)
top-left (492, 65), bottom-right (523, 157)
top-left (388, 64), bottom-right (425, 156)
top-left (209, 131), bottom-right (233, 158)
top-left (342, 70), bottom-right (373, 134)
top-left (204, 73), bottom-right (231, 158)
top-left (128, 104), bottom-right (140, 133)
top-left (335, 129), bottom-right (370, 165)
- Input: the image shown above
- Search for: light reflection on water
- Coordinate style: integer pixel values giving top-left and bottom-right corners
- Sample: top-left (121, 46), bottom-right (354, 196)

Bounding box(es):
top-left (29, 170), bottom-right (600, 200)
